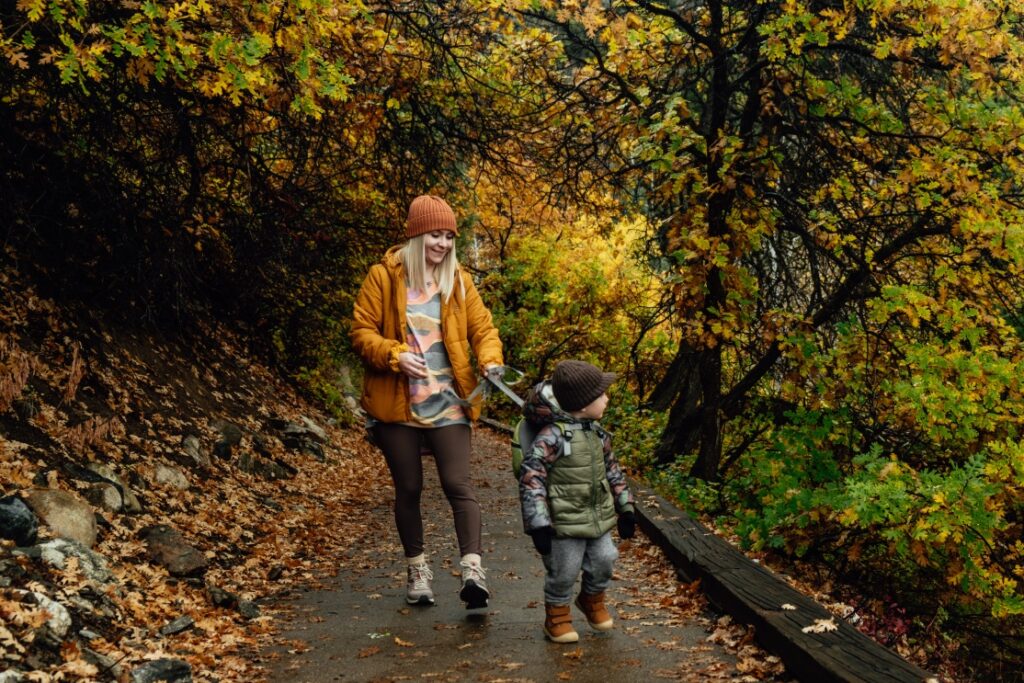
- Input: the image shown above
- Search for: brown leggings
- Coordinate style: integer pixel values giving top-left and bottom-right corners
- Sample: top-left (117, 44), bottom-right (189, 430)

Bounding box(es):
top-left (373, 423), bottom-right (481, 558)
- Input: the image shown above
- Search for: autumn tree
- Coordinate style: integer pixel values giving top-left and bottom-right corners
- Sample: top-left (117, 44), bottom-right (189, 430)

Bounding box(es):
top-left (516, 0), bottom-right (1024, 470)
top-left (466, 171), bottom-right (673, 398)
top-left (510, 0), bottom-right (1024, 643)
top-left (0, 0), bottom-right (554, 382)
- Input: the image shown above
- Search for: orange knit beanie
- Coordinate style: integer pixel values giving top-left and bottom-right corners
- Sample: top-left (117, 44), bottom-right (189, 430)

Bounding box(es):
top-left (406, 195), bottom-right (458, 238)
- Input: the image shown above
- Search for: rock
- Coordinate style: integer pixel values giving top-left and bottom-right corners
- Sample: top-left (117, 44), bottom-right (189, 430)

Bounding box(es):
top-left (252, 433), bottom-right (278, 457)
top-left (84, 482), bottom-right (123, 513)
top-left (211, 419), bottom-right (244, 446)
top-left (299, 440), bottom-right (325, 461)
top-left (267, 564), bottom-right (285, 581)
top-left (0, 558), bottom-right (28, 587)
top-left (238, 599), bottom-right (261, 620)
top-left (205, 584), bottom-right (258, 619)
top-left (159, 615), bottom-right (195, 636)
top-left (8, 589), bottom-right (72, 640)
top-left (0, 670), bottom-right (25, 682)
top-left (235, 452), bottom-right (294, 480)
top-left (181, 435), bottom-right (211, 469)
top-left (211, 419), bottom-right (244, 459)
top-left (0, 494), bottom-right (38, 546)
top-left (152, 465), bottom-right (190, 490)
top-left (121, 491), bottom-right (142, 513)
top-left (22, 488), bottom-right (97, 547)
top-left (130, 658), bottom-right (192, 683)
top-left (206, 585), bottom-right (238, 609)
top-left (66, 593), bottom-right (97, 613)
top-left (29, 538), bottom-right (113, 584)
top-left (296, 416), bottom-right (328, 442)
top-left (277, 417), bottom-right (328, 461)
top-left (82, 646), bottom-right (124, 679)
top-left (23, 590), bottom-right (72, 638)
top-left (141, 525), bottom-right (208, 577)
top-left (85, 463), bottom-right (142, 513)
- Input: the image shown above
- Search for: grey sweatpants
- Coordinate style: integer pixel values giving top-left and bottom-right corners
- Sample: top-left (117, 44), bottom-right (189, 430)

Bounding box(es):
top-left (541, 532), bottom-right (619, 605)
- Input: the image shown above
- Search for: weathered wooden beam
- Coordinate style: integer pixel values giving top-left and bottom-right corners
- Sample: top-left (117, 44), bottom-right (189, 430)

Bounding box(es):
top-left (631, 481), bottom-right (936, 683)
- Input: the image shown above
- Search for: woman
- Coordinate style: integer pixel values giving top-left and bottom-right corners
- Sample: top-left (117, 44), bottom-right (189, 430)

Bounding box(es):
top-left (351, 194), bottom-right (503, 609)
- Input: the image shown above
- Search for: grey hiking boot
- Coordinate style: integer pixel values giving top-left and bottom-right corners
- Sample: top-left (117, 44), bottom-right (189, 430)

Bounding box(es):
top-left (406, 562), bottom-right (435, 605)
top-left (459, 559), bottom-right (489, 609)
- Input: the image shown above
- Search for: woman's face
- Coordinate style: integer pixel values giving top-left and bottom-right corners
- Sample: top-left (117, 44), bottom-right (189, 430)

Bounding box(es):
top-left (423, 231), bottom-right (456, 267)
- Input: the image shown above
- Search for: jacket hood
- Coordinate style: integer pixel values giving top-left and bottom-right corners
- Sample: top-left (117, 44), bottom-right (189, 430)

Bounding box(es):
top-left (523, 380), bottom-right (576, 426)
top-left (383, 245), bottom-right (404, 269)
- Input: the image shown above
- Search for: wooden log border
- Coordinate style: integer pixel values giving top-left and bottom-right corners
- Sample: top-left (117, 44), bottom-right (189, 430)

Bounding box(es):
top-left (630, 481), bottom-right (937, 683)
top-left (478, 417), bottom-right (936, 683)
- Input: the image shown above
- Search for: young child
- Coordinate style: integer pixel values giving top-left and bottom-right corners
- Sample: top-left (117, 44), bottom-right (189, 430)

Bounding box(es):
top-left (518, 359), bottom-right (636, 643)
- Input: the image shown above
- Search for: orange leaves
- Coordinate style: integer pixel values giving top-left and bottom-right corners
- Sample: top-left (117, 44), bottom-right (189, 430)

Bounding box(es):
top-left (0, 333), bottom-right (38, 413)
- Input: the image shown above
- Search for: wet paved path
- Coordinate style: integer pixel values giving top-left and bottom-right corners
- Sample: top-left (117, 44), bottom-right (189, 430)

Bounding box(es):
top-left (265, 428), bottom-right (743, 682)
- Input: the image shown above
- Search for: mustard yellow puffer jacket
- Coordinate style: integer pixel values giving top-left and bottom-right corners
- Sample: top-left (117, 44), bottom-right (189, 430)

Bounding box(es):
top-left (350, 246), bottom-right (504, 423)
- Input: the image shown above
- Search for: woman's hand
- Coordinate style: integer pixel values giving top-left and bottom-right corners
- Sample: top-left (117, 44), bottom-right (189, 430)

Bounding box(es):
top-left (483, 364), bottom-right (504, 379)
top-left (398, 352), bottom-right (429, 379)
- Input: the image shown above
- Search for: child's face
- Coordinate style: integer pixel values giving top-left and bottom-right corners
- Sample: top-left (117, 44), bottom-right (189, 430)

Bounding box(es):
top-left (574, 392), bottom-right (609, 420)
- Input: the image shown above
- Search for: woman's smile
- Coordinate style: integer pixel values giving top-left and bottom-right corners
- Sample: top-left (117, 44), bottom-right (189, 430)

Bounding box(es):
top-left (424, 231), bottom-right (455, 266)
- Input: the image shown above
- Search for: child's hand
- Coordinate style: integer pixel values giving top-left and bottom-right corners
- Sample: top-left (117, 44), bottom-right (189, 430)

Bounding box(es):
top-left (528, 526), bottom-right (554, 555)
top-left (617, 511), bottom-right (636, 539)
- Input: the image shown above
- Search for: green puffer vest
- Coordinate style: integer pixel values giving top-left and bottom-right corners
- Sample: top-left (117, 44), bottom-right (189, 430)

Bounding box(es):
top-left (548, 423), bottom-right (617, 539)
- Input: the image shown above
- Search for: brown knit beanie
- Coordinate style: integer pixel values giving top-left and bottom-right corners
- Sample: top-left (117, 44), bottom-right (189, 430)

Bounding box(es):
top-left (406, 195), bottom-right (458, 238)
top-left (551, 360), bottom-right (617, 412)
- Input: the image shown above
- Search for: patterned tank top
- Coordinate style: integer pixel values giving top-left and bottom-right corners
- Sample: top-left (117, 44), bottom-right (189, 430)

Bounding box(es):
top-left (405, 282), bottom-right (470, 427)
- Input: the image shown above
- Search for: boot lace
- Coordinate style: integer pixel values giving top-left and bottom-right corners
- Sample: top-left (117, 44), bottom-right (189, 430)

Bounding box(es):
top-left (459, 560), bottom-right (486, 584)
top-left (409, 563), bottom-right (433, 590)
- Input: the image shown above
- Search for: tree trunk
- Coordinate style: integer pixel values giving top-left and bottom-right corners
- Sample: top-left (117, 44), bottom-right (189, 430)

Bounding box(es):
top-left (653, 346), bottom-right (702, 465)
top-left (646, 340), bottom-right (696, 411)
top-left (690, 345), bottom-right (723, 480)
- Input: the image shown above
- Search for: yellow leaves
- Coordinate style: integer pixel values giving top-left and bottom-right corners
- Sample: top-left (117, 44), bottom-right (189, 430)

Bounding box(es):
top-left (15, 0), bottom-right (45, 23)
top-left (839, 507), bottom-right (858, 525)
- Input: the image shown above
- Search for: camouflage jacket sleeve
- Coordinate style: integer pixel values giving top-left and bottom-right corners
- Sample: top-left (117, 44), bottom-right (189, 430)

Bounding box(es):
top-left (518, 424), bottom-right (564, 533)
top-left (602, 429), bottom-right (635, 514)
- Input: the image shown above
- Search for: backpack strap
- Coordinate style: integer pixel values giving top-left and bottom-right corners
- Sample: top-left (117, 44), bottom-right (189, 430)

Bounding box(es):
top-left (553, 420), bottom-right (588, 457)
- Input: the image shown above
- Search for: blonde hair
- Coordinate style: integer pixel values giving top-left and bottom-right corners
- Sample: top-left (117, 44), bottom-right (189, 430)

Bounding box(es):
top-left (400, 234), bottom-right (463, 303)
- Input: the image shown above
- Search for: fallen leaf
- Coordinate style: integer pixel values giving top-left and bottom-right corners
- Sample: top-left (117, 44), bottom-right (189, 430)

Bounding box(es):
top-left (394, 636), bottom-right (415, 647)
top-left (357, 646), bottom-right (380, 658)
top-left (781, 603), bottom-right (797, 610)
top-left (801, 617), bottom-right (838, 633)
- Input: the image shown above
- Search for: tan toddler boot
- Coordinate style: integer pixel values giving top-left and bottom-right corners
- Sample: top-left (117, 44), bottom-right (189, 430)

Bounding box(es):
top-left (575, 591), bottom-right (613, 631)
top-left (543, 603), bottom-right (579, 643)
